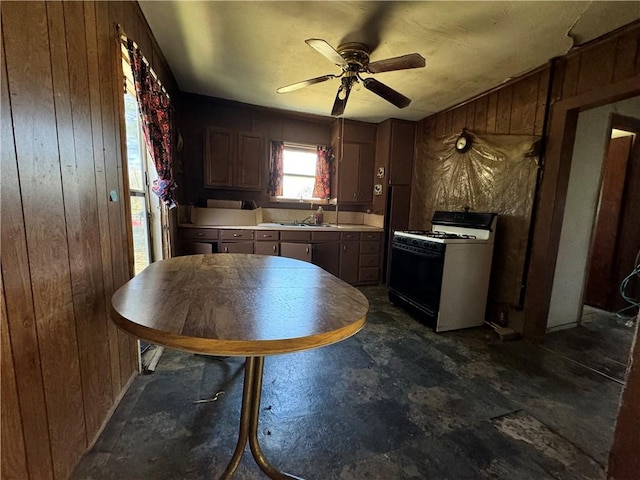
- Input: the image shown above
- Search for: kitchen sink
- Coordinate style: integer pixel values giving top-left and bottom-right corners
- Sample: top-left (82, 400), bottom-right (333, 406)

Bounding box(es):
top-left (257, 222), bottom-right (335, 228)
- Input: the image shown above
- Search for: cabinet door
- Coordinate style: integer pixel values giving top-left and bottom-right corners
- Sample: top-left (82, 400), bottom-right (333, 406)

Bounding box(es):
top-left (357, 143), bottom-right (375, 203)
top-left (313, 242), bottom-right (340, 277)
top-left (389, 122), bottom-right (416, 185)
top-left (181, 242), bottom-right (213, 256)
top-left (281, 242), bottom-right (312, 263)
top-left (220, 242), bottom-right (254, 254)
top-left (339, 142), bottom-right (360, 202)
top-left (255, 241), bottom-right (279, 256)
top-left (204, 128), bottom-right (234, 188)
top-left (339, 241), bottom-right (360, 284)
top-left (236, 133), bottom-right (264, 190)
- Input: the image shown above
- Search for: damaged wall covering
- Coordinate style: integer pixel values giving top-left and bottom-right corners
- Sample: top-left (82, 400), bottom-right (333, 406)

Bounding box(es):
top-left (1, 2), bottom-right (176, 479)
top-left (412, 67), bottom-right (550, 329)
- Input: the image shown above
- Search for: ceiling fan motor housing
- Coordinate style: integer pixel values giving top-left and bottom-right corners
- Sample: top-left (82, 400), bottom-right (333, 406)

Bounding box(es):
top-left (337, 43), bottom-right (371, 71)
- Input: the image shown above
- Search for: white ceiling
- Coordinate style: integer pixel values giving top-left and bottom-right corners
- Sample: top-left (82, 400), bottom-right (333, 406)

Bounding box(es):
top-left (139, 1), bottom-right (640, 123)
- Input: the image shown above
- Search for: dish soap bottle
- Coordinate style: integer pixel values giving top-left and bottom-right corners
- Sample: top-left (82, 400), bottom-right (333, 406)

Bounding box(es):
top-left (316, 206), bottom-right (324, 225)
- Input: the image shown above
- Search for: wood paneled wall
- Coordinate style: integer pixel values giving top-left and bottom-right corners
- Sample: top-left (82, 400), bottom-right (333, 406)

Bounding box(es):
top-left (0, 2), bottom-right (175, 479)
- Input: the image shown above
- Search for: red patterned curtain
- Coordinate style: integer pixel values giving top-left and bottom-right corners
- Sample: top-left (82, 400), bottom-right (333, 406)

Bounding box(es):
top-left (267, 141), bottom-right (284, 196)
top-left (313, 145), bottom-right (333, 199)
top-left (127, 39), bottom-right (177, 208)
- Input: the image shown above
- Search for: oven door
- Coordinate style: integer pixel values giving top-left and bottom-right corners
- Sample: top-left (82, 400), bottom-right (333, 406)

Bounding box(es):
top-left (388, 240), bottom-right (445, 327)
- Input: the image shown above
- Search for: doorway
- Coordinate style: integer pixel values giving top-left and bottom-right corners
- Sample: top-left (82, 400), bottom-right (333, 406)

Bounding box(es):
top-left (585, 115), bottom-right (640, 316)
top-left (546, 96), bottom-right (640, 333)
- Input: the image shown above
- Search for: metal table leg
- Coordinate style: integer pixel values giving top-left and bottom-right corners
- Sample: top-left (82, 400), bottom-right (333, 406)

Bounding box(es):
top-left (220, 356), bottom-right (305, 480)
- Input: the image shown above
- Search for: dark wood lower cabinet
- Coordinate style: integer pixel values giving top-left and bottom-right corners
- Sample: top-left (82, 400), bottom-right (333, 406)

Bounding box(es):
top-left (177, 227), bottom-right (382, 285)
top-left (313, 242), bottom-right (340, 276)
top-left (220, 242), bottom-right (254, 253)
top-left (281, 242), bottom-right (312, 262)
top-left (339, 241), bottom-right (360, 285)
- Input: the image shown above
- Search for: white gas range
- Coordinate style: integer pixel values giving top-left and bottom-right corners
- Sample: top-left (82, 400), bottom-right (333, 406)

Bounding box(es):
top-left (388, 211), bottom-right (497, 332)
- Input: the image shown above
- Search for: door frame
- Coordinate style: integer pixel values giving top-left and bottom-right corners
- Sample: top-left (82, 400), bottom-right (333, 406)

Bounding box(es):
top-left (523, 75), bottom-right (640, 340)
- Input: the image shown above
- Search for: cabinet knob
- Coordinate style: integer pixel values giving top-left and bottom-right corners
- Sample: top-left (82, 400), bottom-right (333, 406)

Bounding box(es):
top-left (233, 233), bottom-right (240, 238)
top-left (306, 247), bottom-right (310, 255)
top-left (224, 247), bottom-right (229, 253)
top-left (272, 245), bottom-right (277, 253)
top-left (196, 232), bottom-right (204, 236)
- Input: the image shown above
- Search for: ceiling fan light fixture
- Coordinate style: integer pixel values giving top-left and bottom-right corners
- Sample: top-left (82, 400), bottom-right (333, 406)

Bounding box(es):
top-left (278, 38), bottom-right (426, 115)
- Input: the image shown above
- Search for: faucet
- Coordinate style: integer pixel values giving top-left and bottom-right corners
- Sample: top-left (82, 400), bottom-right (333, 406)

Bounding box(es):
top-left (300, 214), bottom-right (317, 225)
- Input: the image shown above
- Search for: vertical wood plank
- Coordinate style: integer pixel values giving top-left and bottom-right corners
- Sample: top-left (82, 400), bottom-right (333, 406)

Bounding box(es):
top-left (451, 105), bottom-right (466, 134)
top-left (473, 95), bottom-right (488, 134)
top-left (534, 68), bottom-right (551, 136)
top-left (485, 91), bottom-right (499, 133)
top-left (103, 0), bottom-right (126, 399)
top-left (561, 54), bottom-right (580, 99)
top-left (84, 1), bottom-right (134, 386)
top-left (2, 2), bottom-right (86, 478)
top-left (613, 28), bottom-right (640, 82)
top-left (465, 101), bottom-right (476, 132)
top-left (50, 0), bottom-right (114, 442)
top-left (495, 84), bottom-right (513, 133)
top-left (444, 110), bottom-right (453, 136)
top-left (435, 112), bottom-right (447, 138)
top-left (510, 74), bottom-right (539, 135)
top-left (576, 40), bottom-right (617, 95)
top-left (0, 21), bottom-right (54, 480)
top-left (1, 276), bottom-right (29, 480)
top-left (97, 0), bottom-right (139, 380)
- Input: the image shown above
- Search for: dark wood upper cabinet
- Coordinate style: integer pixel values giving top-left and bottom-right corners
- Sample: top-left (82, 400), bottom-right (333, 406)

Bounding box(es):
top-left (204, 128), bottom-right (234, 188)
top-left (204, 127), bottom-right (264, 191)
top-left (377, 119), bottom-right (416, 186)
top-left (333, 120), bottom-right (376, 204)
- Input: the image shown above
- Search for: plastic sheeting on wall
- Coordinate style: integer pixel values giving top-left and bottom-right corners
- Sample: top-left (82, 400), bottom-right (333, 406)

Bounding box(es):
top-left (413, 130), bottom-right (540, 309)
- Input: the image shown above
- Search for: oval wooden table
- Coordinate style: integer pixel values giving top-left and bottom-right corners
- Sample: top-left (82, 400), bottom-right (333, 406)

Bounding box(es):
top-left (111, 254), bottom-right (369, 479)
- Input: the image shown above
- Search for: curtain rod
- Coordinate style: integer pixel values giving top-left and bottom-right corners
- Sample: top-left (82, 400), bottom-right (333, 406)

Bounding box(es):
top-left (117, 24), bottom-right (170, 99)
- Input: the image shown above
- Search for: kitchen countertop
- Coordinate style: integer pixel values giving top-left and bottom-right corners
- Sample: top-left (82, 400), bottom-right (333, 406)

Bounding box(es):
top-left (179, 223), bottom-right (383, 232)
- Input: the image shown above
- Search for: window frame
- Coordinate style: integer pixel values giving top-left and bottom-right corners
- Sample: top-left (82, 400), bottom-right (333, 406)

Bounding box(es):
top-left (270, 142), bottom-right (331, 205)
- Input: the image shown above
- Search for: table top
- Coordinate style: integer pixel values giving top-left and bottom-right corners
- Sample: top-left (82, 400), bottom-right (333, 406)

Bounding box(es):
top-left (111, 254), bottom-right (369, 356)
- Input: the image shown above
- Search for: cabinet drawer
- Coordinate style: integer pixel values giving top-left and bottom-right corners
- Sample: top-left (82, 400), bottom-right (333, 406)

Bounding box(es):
top-left (360, 241), bottom-right (380, 255)
top-left (359, 267), bottom-right (380, 283)
top-left (359, 254), bottom-right (380, 268)
top-left (361, 232), bottom-right (382, 241)
top-left (220, 229), bottom-right (254, 240)
top-left (255, 230), bottom-right (280, 241)
top-left (340, 232), bottom-right (361, 241)
top-left (181, 228), bottom-right (219, 241)
top-left (254, 241), bottom-right (279, 256)
top-left (311, 231), bottom-right (340, 242)
top-left (280, 231), bottom-right (311, 242)
top-left (281, 243), bottom-right (312, 262)
top-left (220, 241), bottom-right (254, 254)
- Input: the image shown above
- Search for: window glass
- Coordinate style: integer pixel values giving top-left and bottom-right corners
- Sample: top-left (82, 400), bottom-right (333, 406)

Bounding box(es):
top-left (281, 147), bottom-right (317, 199)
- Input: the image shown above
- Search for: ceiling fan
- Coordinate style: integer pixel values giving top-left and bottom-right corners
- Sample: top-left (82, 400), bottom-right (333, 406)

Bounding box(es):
top-left (276, 39), bottom-right (426, 116)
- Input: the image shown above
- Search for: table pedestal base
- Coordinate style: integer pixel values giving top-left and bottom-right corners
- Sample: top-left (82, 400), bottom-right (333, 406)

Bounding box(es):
top-left (220, 356), bottom-right (305, 480)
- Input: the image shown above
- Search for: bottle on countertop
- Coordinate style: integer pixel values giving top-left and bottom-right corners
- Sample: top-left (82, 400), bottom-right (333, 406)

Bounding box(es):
top-left (316, 206), bottom-right (324, 225)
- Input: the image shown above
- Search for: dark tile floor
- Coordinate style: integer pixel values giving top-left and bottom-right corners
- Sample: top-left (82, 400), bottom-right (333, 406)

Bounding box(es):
top-left (71, 287), bottom-right (637, 480)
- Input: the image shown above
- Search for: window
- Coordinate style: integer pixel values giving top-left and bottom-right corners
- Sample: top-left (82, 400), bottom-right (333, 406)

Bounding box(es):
top-left (269, 142), bottom-right (332, 202)
top-left (122, 45), bottom-right (155, 275)
top-left (281, 146), bottom-right (318, 199)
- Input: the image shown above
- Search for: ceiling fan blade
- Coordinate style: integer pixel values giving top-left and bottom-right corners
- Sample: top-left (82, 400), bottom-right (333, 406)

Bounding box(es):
top-left (362, 78), bottom-right (411, 108)
top-left (331, 81), bottom-right (352, 116)
top-left (306, 39), bottom-right (348, 68)
top-left (367, 53), bottom-right (426, 73)
top-left (277, 74), bottom-right (339, 94)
